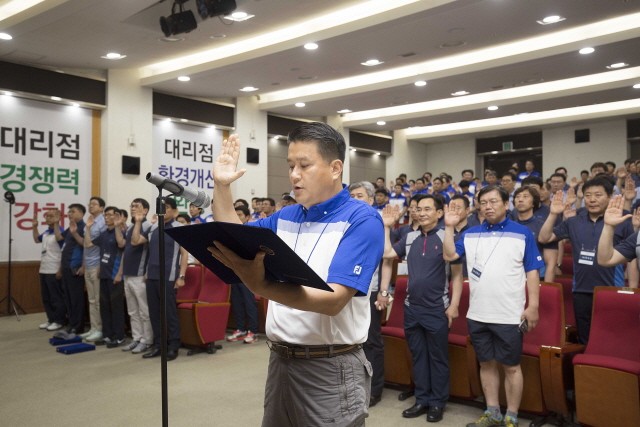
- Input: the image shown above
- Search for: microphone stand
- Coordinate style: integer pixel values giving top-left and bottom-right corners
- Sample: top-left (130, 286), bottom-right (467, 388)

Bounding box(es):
top-left (1, 196), bottom-right (24, 319)
top-left (153, 188), bottom-right (169, 427)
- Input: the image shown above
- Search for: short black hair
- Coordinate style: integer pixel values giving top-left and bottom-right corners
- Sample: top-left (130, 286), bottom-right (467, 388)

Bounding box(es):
top-left (477, 185), bottom-right (509, 203)
top-left (374, 188), bottom-right (389, 196)
top-left (235, 205), bottom-right (250, 217)
top-left (583, 176), bottom-right (613, 196)
top-left (90, 196), bottom-right (105, 208)
top-left (177, 213), bottom-right (190, 223)
top-left (461, 169), bottom-right (474, 176)
top-left (68, 203), bottom-right (86, 214)
top-left (521, 176), bottom-right (543, 187)
top-left (458, 180), bottom-right (471, 189)
top-left (234, 198), bottom-right (249, 208)
top-left (104, 206), bottom-right (118, 215)
top-left (513, 186), bottom-right (540, 210)
top-left (164, 197), bottom-right (177, 210)
top-left (287, 122), bottom-right (345, 163)
top-left (132, 198), bottom-right (150, 211)
top-left (263, 197), bottom-right (276, 207)
top-left (414, 194), bottom-right (443, 211)
top-left (450, 194), bottom-right (470, 209)
top-left (549, 172), bottom-right (566, 182)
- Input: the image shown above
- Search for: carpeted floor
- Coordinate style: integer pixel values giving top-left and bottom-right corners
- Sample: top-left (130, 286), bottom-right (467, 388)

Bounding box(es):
top-left (0, 313), bottom-right (541, 426)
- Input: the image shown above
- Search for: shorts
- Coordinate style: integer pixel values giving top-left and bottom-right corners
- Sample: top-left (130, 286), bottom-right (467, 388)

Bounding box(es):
top-left (467, 319), bottom-right (522, 366)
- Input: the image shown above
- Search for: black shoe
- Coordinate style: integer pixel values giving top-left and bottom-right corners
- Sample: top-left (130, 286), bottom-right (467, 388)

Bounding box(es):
top-left (106, 338), bottom-right (126, 349)
top-left (369, 395), bottom-right (381, 407)
top-left (167, 349), bottom-right (179, 361)
top-left (402, 403), bottom-right (428, 418)
top-left (142, 348), bottom-right (161, 359)
top-left (427, 406), bottom-right (444, 422)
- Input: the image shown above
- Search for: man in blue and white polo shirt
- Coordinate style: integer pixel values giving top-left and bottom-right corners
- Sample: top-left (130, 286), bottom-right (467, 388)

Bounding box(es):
top-left (209, 122), bottom-right (384, 427)
top-left (444, 185), bottom-right (543, 427)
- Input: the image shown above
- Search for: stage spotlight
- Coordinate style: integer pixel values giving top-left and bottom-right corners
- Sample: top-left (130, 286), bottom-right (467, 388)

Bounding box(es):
top-left (4, 191), bottom-right (15, 204)
top-left (196, 0), bottom-right (236, 19)
top-left (160, 1), bottom-right (198, 37)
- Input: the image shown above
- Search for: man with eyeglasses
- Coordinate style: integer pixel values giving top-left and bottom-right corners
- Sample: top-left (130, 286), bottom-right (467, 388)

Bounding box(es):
top-left (443, 185), bottom-right (543, 427)
top-left (382, 194), bottom-right (463, 423)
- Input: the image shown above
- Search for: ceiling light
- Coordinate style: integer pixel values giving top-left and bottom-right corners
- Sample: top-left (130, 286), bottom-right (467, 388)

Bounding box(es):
top-left (197, 0), bottom-right (237, 18)
top-left (160, 1), bottom-right (198, 37)
top-left (491, 151), bottom-right (499, 154)
top-left (51, 96), bottom-right (62, 101)
top-left (607, 62), bottom-right (629, 69)
top-left (537, 15), bottom-right (565, 25)
top-left (295, 102), bottom-right (305, 107)
top-left (375, 152), bottom-right (381, 156)
top-left (351, 148), bottom-right (357, 152)
top-left (3, 91), bottom-right (13, 96)
top-left (376, 121), bottom-right (386, 126)
top-left (180, 118), bottom-right (188, 122)
top-left (579, 47), bottom-right (595, 55)
top-left (164, 117), bottom-right (172, 122)
top-left (451, 90), bottom-right (470, 96)
top-left (160, 36), bottom-right (184, 42)
top-left (488, 105), bottom-right (499, 111)
top-left (177, 75), bottom-right (190, 82)
top-left (239, 86), bottom-right (258, 92)
top-left (71, 102), bottom-right (80, 108)
top-left (337, 109), bottom-right (352, 114)
top-left (414, 80), bottom-right (427, 87)
top-left (633, 83), bottom-right (640, 89)
top-left (223, 11), bottom-right (254, 22)
top-left (304, 42), bottom-right (318, 50)
top-left (361, 59), bottom-right (383, 67)
top-left (0, 32), bottom-right (12, 40)
top-left (101, 52), bottom-right (126, 60)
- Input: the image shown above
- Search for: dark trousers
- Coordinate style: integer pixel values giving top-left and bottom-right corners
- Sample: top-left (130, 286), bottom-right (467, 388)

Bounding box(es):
top-left (39, 273), bottom-right (66, 324)
top-left (146, 279), bottom-right (180, 351)
top-left (404, 304), bottom-right (450, 407)
top-left (61, 267), bottom-right (85, 333)
top-left (574, 292), bottom-right (594, 345)
top-left (363, 291), bottom-right (385, 398)
top-left (100, 278), bottom-right (125, 341)
top-left (230, 282), bottom-right (258, 332)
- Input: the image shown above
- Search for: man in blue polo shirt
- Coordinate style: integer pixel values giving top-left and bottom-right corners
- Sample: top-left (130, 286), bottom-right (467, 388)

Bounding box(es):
top-left (539, 176), bottom-right (634, 345)
top-left (444, 185), bottom-right (543, 427)
top-left (209, 122), bottom-right (383, 427)
top-left (382, 194), bottom-right (463, 423)
top-left (60, 203), bottom-right (86, 334)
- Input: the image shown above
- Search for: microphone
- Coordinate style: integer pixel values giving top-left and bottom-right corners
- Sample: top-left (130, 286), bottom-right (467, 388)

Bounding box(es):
top-left (146, 173), bottom-right (211, 208)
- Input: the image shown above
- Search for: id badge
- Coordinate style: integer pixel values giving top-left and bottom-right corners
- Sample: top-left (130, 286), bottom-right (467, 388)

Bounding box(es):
top-left (101, 252), bottom-right (111, 264)
top-left (471, 264), bottom-right (483, 279)
top-left (578, 250), bottom-right (595, 265)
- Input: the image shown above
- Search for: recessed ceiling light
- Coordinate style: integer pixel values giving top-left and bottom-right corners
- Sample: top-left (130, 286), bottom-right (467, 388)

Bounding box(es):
top-left (3, 91), bottom-right (13, 96)
top-left (376, 121), bottom-right (386, 126)
top-left (164, 117), bottom-right (172, 122)
top-left (607, 62), bottom-right (629, 69)
top-left (0, 32), bottom-right (12, 40)
top-left (101, 52), bottom-right (126, 60)
top-left (180, 119), bottom-right (188, 123)
top-left (161, 37), bottom-right (185, 42)
top-left (537, 15), bottom-right (565, 25)
top-left (239, 86), bottom-right (259, 92)
top-left (295, 102), bottom-right (306, 108)
top-left (579, 47), bottom-right (595, 55)
top-left (491, 151), bottom-right (499, 154)
top-left (351, 148), bottom-right (357, 152)
top-left (633, 83), bottom-right (640, 89)
top-left (414, 80), bottom-right (427, 87)
top-left (451, 90), bottom-right (470, 96)
top-left (488, 105), bottom-right (499, 111)
top-left (71, 102), bottom-right (80, 108)
top-left (177, 76), bottom-right (190, 82)
top-left (209, 34), bottom-right (226, 39)
top-left (304, 42), bottom-right (318, 50)
top-left (375, 152), bottom-right (381, 156)
top-left (361, 59), bottom-right (383, 67)
top-left (51, 96), bottom-right (62, 101)
top-left (223, 11), bottom-right (254, 22)
top-left (337, 109), bottom-right (352, 114)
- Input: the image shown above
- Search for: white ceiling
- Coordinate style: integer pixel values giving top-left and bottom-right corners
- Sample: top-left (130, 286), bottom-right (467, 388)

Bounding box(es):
top-left (1, 0), bottom-right (639, 142)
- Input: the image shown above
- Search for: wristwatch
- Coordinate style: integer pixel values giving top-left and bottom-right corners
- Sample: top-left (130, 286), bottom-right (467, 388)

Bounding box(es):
top-left (380, 290), bottom-right (390, 297)
top-left (178, 275), bottom-right (186, 280)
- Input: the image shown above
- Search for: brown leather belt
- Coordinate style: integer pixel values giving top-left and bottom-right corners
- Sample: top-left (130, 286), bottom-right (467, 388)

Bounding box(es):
top-left (267, 340), bottom-right (361, 359)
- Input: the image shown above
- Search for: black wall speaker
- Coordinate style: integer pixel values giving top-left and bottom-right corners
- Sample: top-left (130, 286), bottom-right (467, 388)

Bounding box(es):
top-left (575, 129), bottom-right (590, 143)
top-left (122, 155), bottom-right (140, 175)
top-left (247, 148), bottom-right (259, 164)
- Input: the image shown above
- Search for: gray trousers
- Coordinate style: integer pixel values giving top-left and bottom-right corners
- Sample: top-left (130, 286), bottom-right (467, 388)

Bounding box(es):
top-left (262, 348), bottom-right (372, 427)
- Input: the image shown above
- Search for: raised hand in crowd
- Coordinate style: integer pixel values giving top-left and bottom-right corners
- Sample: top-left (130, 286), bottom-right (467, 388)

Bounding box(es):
top-left (86, 215), bottom-right (95, 228)
top-left (549, 190), bottom-right (565, 216)
top-left (213, 134), bottom-right (246, 186)
top-left (563, 202), bottom-right (577, 220)
top-left (623, 174), bottom-right (637, 211)
top-left (633, 207), bottom-right (640, 232)
top-left (569, 176), bottom-right (579, 188)
top-left (566, 186), bottom-right (577, 207)
top-left (381, 204), bottom-right (401, 228)
top-left (443, 204), bottom-right (461, 228)
top-left (604, 194), bottom-right (632, 227)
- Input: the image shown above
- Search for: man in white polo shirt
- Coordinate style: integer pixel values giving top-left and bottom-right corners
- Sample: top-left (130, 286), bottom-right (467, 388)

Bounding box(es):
top-left (209, 122), bottom-right (384, 427)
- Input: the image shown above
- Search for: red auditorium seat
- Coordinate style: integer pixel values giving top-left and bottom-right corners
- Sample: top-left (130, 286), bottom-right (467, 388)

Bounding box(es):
top-left (573, 287), bottom-right (640, 427)
top-left (176, 264), bottom-right (202, 303)
top-left (380, 276), bottom-right (414, 400)
top-left (448, 280), bottom-right (479, 399)
top-left (178, 268), bottom-right (231, 356)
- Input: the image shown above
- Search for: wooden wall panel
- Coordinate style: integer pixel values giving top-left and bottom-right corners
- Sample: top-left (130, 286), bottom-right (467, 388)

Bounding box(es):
top-left (0, 262), bottom-right (43, 316)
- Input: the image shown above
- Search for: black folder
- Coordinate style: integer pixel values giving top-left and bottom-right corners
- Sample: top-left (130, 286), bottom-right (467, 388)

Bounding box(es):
top-left (165, 221), bottom-right (333, 292)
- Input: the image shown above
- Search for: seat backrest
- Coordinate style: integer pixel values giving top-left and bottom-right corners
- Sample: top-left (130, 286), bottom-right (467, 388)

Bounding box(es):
top-left (177, 264), bottom-right (202, 301)
top-left (586, 287), bottom-right (640, 361)
top-left (387, 276), bottom-right (408, 328)
top-left (525, 282), bottom-right (565, 348)
top-left (199, 268), bottom-right (230, 303)
top-left (553, 276), bottom-right (576, 326)
top-left (449, 280), bottom-right (470, 336)
top-left (560, 256), bottom-right (574, 276)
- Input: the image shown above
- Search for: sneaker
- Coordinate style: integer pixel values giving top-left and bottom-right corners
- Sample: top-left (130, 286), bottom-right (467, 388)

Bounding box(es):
top-left (503, 416), bottom-right (518, 427)
top-left (85, 331), bottom-right (103, 342)
top-left (122, 340), bottom-right (140, 352)
top-left (226, 330), bottom-right (247, 342)
top-left (243, 331), bottom-right (258, 344)
top-left (79, 329), bottom-right (94, 339)
top-left (46, 322), bottom-right (63, 331)
top-left (39, 321), bottom-right (51, 330)
top-left (466, 411), bottom-right (504, 427)
top-left (131, 342), bottom-right (151, 354)
top-left (107, 338), bottom-right (126, 348)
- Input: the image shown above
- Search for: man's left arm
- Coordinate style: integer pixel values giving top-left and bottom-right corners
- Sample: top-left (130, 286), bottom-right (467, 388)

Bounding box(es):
top-left (445, 263), bottom-right (463, 328)
top-left (522, 270), bottom-right (540, 331)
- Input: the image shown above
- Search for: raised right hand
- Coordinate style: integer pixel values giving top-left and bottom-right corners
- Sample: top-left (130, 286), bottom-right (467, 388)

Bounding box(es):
top-left (604, 194), bottom-right (632, 227)
top-left (381, 205), bottom-right (400, 228)
top-left (443, 205), bottom-right (461, 227)
top-left (213, 134), bottom-right (246, 185)
top-left (549, 191), bottom-right (565, 215)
